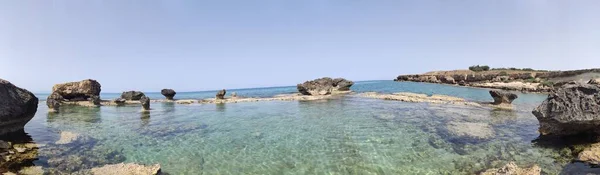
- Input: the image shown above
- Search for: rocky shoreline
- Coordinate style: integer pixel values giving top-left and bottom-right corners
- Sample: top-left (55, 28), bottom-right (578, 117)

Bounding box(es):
top-left (395, 68), bottom-right (600, 93)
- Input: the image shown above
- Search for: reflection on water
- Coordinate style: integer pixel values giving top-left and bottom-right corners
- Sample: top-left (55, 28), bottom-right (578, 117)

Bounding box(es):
top-left (11, 81), bottom-right (597, 174)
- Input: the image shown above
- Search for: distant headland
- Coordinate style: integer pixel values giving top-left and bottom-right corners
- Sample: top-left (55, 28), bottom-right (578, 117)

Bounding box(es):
top-left (395, 65), bottom-right (600, 93)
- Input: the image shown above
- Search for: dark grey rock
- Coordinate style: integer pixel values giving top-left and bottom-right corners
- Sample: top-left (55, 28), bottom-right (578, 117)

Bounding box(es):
top-left (50, 79), bottom-right (101, 101)
top-left (0, 79), bottom-right (39, 136)
top-left (114, 98), bottom-right (126, 105)
top-left (297, 77), bottom-right (354, 95)
top-left (161, 89), bottom-right (176, 100)
top-left (532, 83), bottom-right (600, 136)
top-left (489, 90), bottom-right (518, 105)
top-left (140, 96), bottom-right (150, 110)
top-left (216, 89), bottom-right (226, 99)
top-left (121, 91), bottom-right (146, 100)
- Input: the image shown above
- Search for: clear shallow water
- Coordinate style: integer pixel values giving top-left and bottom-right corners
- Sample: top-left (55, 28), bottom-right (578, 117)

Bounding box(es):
top-left (20, 81), bottom-right (580, 174)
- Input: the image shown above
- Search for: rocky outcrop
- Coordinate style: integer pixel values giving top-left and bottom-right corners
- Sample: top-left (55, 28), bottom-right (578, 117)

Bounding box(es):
top-left (297, 77), bottom-right (354, 95)
top-left (532, 83), bottom-right (600, 136)
top-left (140, 96), bottom-right (150, 111)
top-left (489, 90), bottom-right (518, 105)
top-left (160, 89), bottom-right (176, 100)
top-left (90, 163), bottom-right (161, 175)
top-left (121, 91), bottom-right (146, 101)
top-left (216, 89), bottom-right (226, 99)
top-left (480, 162), bottom-right (541, 175)
top-left (0, 79), bottom-right (39, 136)
top-left (50, 79), bottom-right (101, 101)
top-left (395, 68), bottom-right (600, 93)
top-left (589, 78), bottom-right (600, 85)
top-left (46, 93), bottom-right (61, 113)
top-left (578, 143), bottom-right (600, 164)
top-left (358, 92), bottom-right (482, 107)
top-left (231, 92), bottom-right (237, 98)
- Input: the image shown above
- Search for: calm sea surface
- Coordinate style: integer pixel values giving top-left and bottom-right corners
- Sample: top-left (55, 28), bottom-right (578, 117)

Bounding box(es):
top-left (22, 81), bottom-right (584, 174)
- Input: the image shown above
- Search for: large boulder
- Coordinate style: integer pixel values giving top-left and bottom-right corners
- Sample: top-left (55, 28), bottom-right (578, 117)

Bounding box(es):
top-left (532, 83), bottom-right (600, 136)
top-left (489, 90), bottom-right (518, 105)
top-left (121, 91), bottom-right (146, 100)
top-left (0, 79), bottom-right (39, 136)
top-left (51, 79), bottom-right (101, 101)
top-left (160, 89), bottom-right (176, 100)
top-left (216, 89), bottom-right (226, 99)
top-left (297, 77), bottom-right (354, 95)
top-left (47, 92), bottom-right (62, 113)
top-left (140, 96), bottom-right (150, 111)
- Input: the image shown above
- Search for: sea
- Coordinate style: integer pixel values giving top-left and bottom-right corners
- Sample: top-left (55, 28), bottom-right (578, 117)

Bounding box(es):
top-left (17, 80), bottom-right (596, 174)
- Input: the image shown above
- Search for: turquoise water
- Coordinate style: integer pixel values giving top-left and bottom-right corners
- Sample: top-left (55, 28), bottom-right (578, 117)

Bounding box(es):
top-left (18, 81), bottom-right (580, 174)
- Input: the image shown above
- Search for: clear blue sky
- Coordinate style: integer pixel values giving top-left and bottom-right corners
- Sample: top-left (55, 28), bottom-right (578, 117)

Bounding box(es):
top-left (1, 1), bottom-right (599, 92)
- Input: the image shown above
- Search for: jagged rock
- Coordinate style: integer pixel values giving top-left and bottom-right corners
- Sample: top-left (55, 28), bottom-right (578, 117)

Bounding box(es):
top-left (589, 78), bottom-right (600, 85)
top-left (578, 143), bottom-right (600, 164)
top-left (47, 94), bottom-right (61, 113)
top-left (51, 79), bottom-right (101, 101)
top-left (160, 89), bottom-right (176, 100)
top-left (297, 77), bottom-right (354, 95)
top-left (121, 91), bottom-right (146, 101)
top-left (480, 162), bottom-right (541, 175)
top-left (216, 89), bottom-right (226, 99)
top-left (0, 79), bottom-right (38, 136)
top-left (532, 83), bottom-right (600, 136)
top-left (90, 163), bottom-right (161, 175)
top-left (446, 122), bottom-right (494, 140)
top-left (489, 90), bottom-right (518, 105)
top-left (140, 96), bottom-right (150, 111)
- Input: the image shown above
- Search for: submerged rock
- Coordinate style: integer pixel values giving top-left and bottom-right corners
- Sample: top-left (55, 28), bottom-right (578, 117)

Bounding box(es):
top-left (446, 122), bottom-right (494, 140)
top-left (216, 89), bottom-right (226, 99)
top-left (297, 77), bottom-right (354, 95)
top-left (489, 90), bottom-right (518, 105)
top-left (90, 163), bottom-right (161, 175)
top-left (0, 79), bottom-right (39, 136)
top-left (121, 91), bottom-right (146, 101)
top-left (578, 143), bottom-right (600, 164)
top-left (55, 131), bottom-right (80, 145)
top-left (140, 96), bottom-right (150, 111)
top-left (160, 89), bottom-right (176, 100)
top-left (51, 79), bottom-right (101, 101)
top-left (532, 83), bottom-right (600, 136)
top-left (480, 162), bottom-right (541, 175)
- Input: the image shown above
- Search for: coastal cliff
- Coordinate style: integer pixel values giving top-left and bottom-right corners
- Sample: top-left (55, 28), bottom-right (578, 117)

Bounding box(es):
top-left (395, 68), bottom-right (600, 92)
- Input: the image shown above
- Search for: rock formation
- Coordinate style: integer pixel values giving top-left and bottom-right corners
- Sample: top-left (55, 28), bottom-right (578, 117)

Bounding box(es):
top-left (297, 77), bottom-right (354, 95)
top-left (50, 79), bottom-right (101, 101)
top-left (489, 90), bottom-right (518, 105)
top-left (231, 92), bottom-right (237, 98)
top-left (480, 162), bottom-right (541, 175)
top-left (216, 89), bottom-right (226, 99)
top-left (0, 79), bottom-right (39, 136)
top-left (589, 78), bottom-right (600, 85)
top-left (532, 83), bottom-right (600, 136)
top-left (121, 91), bottom-right (146, 100)
top-left (578, 143), bottom-right (600, 165)
top-left (140, 96), bottom-right (150, 111)
top-left (160, 89), bottom-right (176, 100)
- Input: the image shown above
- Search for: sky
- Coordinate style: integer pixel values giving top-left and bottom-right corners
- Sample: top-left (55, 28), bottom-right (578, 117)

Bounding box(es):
top-left (1, 0), bottom-right (599, 93)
